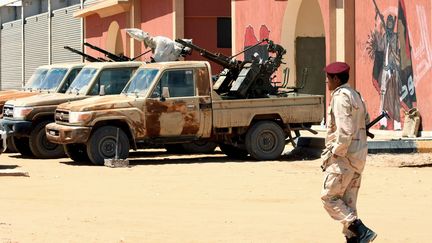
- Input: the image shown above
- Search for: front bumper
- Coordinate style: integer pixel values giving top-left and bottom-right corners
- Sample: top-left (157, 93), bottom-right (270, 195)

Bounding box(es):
top-left (0, 119), bottom-right (33, 137)
top-left (0, 130), bottom-right (6, 153)
top-left (45, 122), bottom-right (92, 144)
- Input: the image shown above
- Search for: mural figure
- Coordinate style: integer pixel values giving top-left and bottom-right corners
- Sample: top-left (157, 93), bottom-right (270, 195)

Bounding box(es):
top-left (366, 0), bottom-right (416, 130)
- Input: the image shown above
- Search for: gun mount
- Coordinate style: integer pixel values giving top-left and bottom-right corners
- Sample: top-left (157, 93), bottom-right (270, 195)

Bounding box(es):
top-left (64, 46), bottom-right (105, 62)
top-left (175, 38), bottom-right (287, 99)
top-left (83, 42), bottom-right (132, 62)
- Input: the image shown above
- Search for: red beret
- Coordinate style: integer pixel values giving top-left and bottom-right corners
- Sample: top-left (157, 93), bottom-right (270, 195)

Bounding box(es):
top-left (325, 62), bottom-right (350, 74)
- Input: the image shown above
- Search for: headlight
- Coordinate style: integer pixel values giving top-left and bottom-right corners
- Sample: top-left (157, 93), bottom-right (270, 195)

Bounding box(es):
top-left (13, 107), bottom-right (33, 120)
top-left (68, 111), bottom-right (93, 124)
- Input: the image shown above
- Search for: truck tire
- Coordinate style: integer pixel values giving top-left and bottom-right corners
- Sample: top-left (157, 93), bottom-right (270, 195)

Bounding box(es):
top-left (245, 121), bottom-right (286, 160)
top-left (87, 126), bottom-right (129, 165)
top-left (182, 141), bottom-right (218, 154)
top-left (219, 143), bottom-right (248, 159)
top-left (64, 144), bottom-right (90, 163)
top-left (13, 136), bottom-right (33, 157)
top-left (6, 137), bottom-right (18, 153)
top-left (29, 121), bottom-right (65, 159)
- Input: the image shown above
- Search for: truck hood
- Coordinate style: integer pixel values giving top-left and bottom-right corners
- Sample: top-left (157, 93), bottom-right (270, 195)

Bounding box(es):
top-left (5, 93), bottom-right (84, 107)
top-left (58, 95), bottom-right (137, 112)
top-left (0, 91), bottom-right (40, 106)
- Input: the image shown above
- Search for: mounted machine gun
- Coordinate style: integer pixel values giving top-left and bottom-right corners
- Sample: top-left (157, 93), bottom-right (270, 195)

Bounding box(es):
top-left (64, 46), bottom-right (106, 62)
top-left (175, 38), bottom-right (287, 99)
top-left (83, 42), bottom-right (132, 62)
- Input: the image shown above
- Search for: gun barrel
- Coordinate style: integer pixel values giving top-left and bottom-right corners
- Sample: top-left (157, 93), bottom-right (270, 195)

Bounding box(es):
top-left (83, 42), bottom-right (131, 62)
top-left (64, 46), bottom-right (100, 62)
top-left (175, 39), bottom-right (237, 69)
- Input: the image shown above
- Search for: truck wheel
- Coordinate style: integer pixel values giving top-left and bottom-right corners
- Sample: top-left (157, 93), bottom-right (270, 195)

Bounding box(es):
top-left (29, 121), bottom-right (65, 159)
top-left (64, 144), bottom-right (90, 163)
top-left (219, 143), bottom-right (248, 159)
top-left (6, 137), bottom-right (18, 153)
top-left (13, 136), bottom-right (33, 157)
top-left (245, 121), bottom-right (286, 160)
top-left (87, 126), bottom-right (129, 165)
top-left (182, 141), bottom-right (218, 154)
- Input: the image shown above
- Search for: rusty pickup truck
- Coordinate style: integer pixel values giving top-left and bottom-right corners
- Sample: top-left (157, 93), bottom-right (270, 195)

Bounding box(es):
top-left (1, 61), bottom-right (143, 158)
top-left (46, 61), bottom-right (324, 165)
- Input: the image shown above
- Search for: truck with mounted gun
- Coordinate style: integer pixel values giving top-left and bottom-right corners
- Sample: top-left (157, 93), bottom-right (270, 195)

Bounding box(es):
top-left (1, 61), bottom-right (143, 158)
top-left (46, 61), bottom-right (324, 165)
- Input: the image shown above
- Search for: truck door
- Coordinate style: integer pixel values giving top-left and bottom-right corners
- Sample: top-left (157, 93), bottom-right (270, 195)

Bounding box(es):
top-left (145, 68), bottom-right (205, 138)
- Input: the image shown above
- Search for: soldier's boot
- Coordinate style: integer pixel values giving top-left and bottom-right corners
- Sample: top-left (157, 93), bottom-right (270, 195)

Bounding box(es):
top-left (348, 219), bottom-right (377, 243)
top-left (345, 236), bottom-right (358, 243)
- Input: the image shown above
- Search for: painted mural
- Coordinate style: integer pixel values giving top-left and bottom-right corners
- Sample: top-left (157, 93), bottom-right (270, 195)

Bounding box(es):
top-left (243, 25), bottom-right (270, 61)
top-left (366, 0), bottom-right (416, 130)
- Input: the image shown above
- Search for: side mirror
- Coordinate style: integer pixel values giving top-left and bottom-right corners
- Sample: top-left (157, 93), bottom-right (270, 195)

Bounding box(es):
top-left (99, 84), bottom-right (105, 96)
top-left (160, 87), bottom-right (170, 102)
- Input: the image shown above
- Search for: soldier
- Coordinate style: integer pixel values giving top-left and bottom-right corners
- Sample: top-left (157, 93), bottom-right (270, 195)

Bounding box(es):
top-left (321, 62), bottom-right (377, 243)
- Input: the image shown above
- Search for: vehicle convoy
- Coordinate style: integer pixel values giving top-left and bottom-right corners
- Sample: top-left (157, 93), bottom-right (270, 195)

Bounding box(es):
top-left (46, 61), bottom-right (324, 165)
top-left (1, 61), bottom-right (143, 158)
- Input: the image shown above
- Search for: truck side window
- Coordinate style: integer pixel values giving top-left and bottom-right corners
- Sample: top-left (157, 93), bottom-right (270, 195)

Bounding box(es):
top-left (59, 68), bottom-right (81, 93)
top-left (151, 69), bottom-right (195, 98)
top-left (90, 68), bottom-right (134, 95)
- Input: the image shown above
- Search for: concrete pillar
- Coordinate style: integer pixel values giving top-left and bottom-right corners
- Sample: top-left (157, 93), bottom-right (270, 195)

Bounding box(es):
top-left (173, 0), bottom-right (184, 40)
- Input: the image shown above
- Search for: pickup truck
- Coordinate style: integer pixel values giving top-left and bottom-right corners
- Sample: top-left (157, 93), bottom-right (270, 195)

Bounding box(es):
top-left (0, 63), bottom-right (84, 152)
top-left (2, 61), bottom-right (143, 158)
top-left (46, 61), bottom-right (324, 165)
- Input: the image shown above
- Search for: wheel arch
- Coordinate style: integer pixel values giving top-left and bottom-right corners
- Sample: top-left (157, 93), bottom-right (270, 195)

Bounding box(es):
top-left (92, 119), bottom-right (137, 150)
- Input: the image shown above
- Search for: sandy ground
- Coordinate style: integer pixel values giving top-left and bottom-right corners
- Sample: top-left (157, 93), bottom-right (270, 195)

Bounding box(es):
top-left (0, 148), bottom-right (431, 243)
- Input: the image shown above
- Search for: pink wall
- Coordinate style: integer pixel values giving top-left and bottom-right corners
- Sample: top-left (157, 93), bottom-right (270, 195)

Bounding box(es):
top-left (184, 0), bottom-right (231, 73)
top-left (85, 12), bottom-right (128, 58)
top-left (139, 0), bottom-right (173, 62)
top-left (233, 0), bottom-right (287, 56)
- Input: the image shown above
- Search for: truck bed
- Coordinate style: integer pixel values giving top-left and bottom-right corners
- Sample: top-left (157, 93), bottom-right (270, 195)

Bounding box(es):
top-left (212, 94), bottom-right (324, 128)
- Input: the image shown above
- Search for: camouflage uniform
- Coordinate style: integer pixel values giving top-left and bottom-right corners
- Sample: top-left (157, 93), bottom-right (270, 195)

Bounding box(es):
top-left (321, 83), bottom-right (369, 238)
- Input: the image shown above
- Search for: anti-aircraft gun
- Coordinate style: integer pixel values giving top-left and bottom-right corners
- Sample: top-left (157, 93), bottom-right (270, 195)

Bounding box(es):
top-left (175, 38), bottom-right (286, 99)
top-left (64, 46), bottom-right (106, 62)
top-left (84, 42), bottom-right (132, 62)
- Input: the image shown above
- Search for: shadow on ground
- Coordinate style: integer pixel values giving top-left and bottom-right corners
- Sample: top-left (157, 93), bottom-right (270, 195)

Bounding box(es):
top-left (398, 163), bottom-right (432, 168)
top-left (59, 147), bottom-right (323, 167)
top-left (0, 165), bottom-right (19, 170)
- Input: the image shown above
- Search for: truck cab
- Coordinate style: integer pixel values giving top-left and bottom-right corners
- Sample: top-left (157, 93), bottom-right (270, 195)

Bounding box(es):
top-left (2, 61), bottom-right (143, 158)
top-left (46, 61), bottom-right (324, 165)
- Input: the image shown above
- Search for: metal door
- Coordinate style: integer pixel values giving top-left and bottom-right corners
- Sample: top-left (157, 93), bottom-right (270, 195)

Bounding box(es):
top-left (24, 13), bottom-right (49, 83)
top-left (52, 5), bottom-right (82, 64)
top-left (0, 20), bottom-right (22, 90)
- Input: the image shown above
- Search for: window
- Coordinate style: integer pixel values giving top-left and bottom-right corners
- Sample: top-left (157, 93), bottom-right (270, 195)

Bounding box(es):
top-left (90, 68), bottom-right (134, 95)
top-left (151, 69), bottom-right (195, 98)
top-left (59, 68), bottom-right (81, 93)
top-left (217, 17), bottom-right (232, 48)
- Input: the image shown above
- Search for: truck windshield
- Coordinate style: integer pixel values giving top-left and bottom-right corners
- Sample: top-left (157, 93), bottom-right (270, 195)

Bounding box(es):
top-left (39, 68), bottom-right (68, 91)
top-left (24, 68), bottom-right (49, 91)
top-left (123, 68), bottom-right (159, 96)
top-left (66, 68), bottom-right (97, 95)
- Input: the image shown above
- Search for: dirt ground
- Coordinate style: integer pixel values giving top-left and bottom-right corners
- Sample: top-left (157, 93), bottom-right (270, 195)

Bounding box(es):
top-left (0, 148), bottom-right (431, 243)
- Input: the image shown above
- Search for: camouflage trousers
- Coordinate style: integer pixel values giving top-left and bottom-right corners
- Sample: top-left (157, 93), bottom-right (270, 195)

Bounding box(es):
top-left (321, 159), bottom-right (362, 237)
